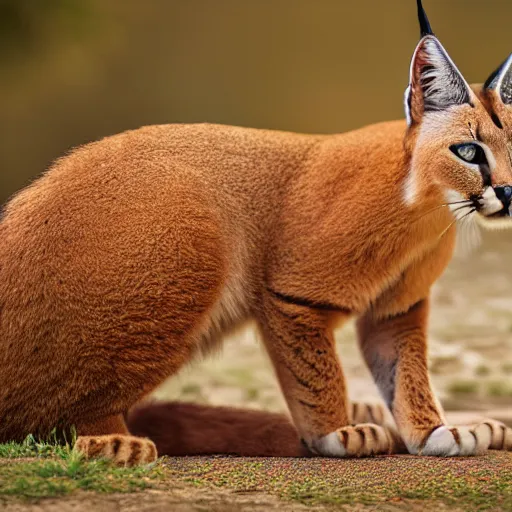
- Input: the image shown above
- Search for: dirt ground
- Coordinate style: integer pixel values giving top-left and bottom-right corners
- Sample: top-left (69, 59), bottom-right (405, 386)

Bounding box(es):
top-left (3, 452), bottom-right (511, 511)
top-left (2, 487), bottom-right (309, 512)
top-left (0, 491), bottom-right (480, 512)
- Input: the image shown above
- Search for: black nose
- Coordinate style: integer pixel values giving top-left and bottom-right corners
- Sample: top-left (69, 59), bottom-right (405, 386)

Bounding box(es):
top-left (494, 186), bottom-right (512, 208)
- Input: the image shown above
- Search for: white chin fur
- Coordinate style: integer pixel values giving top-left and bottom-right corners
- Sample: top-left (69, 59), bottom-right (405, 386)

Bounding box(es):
top-left (455, 213), bottom-right (482, 256)
top-left (444, 190), bottom-right (482, 257)
top-left (475, 213), bottom-right (512, 231)
top-left (445, 188), bottom-right (512, 255)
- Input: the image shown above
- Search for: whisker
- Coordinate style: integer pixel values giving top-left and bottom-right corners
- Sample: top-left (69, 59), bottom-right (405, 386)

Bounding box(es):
top-left (459, 207), bottom-right (477, 224)
top-left (450, 203), bottom-right (474, 215)
top-left (445, 199), bottom-right (475, 206)
top-left (411, 200), bottom-right (473, 225)
top-left (438, 207), bottom-right (476, 240)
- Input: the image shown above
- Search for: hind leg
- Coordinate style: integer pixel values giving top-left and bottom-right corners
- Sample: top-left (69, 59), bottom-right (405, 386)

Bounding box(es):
top-left (74, 414), bottom-right (157, 466)
top-left (350, 401), bottom-right (392, 426)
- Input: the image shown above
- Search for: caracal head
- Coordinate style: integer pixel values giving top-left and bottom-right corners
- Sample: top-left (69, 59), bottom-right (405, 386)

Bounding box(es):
top-left (474, 55), bottom-right (512, 229)
top-left (403, 2), bottom-right (512, 230)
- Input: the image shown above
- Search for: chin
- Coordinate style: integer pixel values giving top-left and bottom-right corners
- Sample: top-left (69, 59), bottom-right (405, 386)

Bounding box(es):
top-left (475, 212), bottom-right (512, 231)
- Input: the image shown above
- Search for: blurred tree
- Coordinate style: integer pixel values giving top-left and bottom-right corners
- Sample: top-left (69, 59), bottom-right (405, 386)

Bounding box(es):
top-left (0, 0), bottom-right (94, 64)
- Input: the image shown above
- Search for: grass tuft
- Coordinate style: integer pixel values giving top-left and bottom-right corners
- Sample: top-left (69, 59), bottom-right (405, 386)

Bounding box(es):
top-left (0, 437), bottom-right (164, 500)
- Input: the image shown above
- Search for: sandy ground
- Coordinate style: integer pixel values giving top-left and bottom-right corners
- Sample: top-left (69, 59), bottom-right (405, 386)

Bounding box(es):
top-left (2, 488), bottom-right (314, 512)
top-left (0, 492), bottom-right (469, 512)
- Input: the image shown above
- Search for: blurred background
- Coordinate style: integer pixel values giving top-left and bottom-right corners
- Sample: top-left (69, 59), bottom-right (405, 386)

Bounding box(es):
top-left (1, 0), bottom-right (511, 423)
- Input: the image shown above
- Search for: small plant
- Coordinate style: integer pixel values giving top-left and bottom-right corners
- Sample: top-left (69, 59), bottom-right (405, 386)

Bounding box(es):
top-left (447, 380), bottom-right (479, 395)
top-left (501, 362), bottom-right (512, 375)
top-left (0, 436), bottom-right (164, 499)
top-left (474, 364), bottom-right (491, 377)
top-left (245, 387), bottom-right (260, 401)
top-left (486, 381), bottom-right (512, 398)
top-left (0, 433), bottom-right (72, 460)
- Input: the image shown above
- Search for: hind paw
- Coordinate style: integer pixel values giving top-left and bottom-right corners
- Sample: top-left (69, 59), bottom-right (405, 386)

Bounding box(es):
top-left (74, 434), bottom-right (157, 466)
top-left (351, 401), bottom-right (391, 426)
top-left (311, 423), bottom-right (400, 457)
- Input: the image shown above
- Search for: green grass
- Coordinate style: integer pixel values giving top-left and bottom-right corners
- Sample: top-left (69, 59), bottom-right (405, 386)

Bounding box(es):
top-left (0, 434), bottom-right (72, 459)
top-left (486, 381), bottom-right (512, 398)
top-left (0, 436), bottom-right (165, 500)
top-left (1, 437), bottom-right (511, 510)
top-left (447, 379), bottom-right (479, 395)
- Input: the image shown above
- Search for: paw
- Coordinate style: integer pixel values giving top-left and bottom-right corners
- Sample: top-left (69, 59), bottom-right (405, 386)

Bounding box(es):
top-left (74, 435), bottom-right (157, 466)
top-left (311, 423), bottom-right (398, 457)
top-left (351, 401), bottom-right (389, 426)
top-left (476, 419), bottom-right (512, 451)
top-left (418, 421), bottom-right (512, 456)
top-left (418, 426), bottom-right (483, 456)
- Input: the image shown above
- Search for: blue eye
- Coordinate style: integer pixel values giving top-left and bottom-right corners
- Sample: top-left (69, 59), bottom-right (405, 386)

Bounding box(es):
top-left (449, 143), bottom-right (487, 165)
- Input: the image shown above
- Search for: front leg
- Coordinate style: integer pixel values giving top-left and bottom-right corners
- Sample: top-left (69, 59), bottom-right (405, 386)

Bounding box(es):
top-left (258, 291), bottom-right (401, 457)
top-left (357, 299), bottom-right (512, 456)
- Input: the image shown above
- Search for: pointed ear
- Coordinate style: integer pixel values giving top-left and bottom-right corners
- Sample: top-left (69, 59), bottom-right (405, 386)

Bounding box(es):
top-left (483, 54), bottom-right (512, 105)
top-left (405, 36), bottom-right (473, 126)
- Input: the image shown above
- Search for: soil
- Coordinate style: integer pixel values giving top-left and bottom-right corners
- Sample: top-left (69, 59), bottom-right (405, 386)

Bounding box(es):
top-left (3, 452), bottom-right (511, 511)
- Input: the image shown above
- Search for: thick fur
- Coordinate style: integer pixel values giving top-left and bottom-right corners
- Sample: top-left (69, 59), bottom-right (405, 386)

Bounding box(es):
top-left (127, 401), bottom-right (309, 457)
top-left (126, 400), bottom-right (393, 457)
top-left (1, 36), bottom-right (512, 461)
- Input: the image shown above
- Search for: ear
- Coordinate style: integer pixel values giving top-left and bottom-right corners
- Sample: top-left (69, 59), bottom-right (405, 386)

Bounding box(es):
top-left (483, 54), bottom-right (512, 105)
top-left (405, 36), bottom-right (473, 126)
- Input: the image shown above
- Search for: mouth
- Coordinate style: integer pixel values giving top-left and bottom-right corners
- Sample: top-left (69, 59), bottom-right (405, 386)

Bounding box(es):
top-left (484, 207), bottom-right (512, 218)
top-left (473, 186), bottom-right (512, 226)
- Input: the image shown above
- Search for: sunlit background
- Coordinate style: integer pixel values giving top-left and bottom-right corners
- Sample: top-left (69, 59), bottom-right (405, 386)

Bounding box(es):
top-left (1, 0), bottom-right (511, 423)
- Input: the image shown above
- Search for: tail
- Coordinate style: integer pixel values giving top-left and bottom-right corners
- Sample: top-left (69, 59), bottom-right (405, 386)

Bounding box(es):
top-left (126, 401), bottom-right (311, 457)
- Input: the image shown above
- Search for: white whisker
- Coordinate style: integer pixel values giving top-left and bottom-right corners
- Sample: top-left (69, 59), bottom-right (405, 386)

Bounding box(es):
top-left (438, 207), bottom-right (477, 241)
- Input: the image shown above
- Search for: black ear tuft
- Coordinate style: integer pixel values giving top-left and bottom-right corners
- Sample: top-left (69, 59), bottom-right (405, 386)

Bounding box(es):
top-left (484, 54), bottom-right (512, 105)
top-left (417, 0), bottom-right (434, 38)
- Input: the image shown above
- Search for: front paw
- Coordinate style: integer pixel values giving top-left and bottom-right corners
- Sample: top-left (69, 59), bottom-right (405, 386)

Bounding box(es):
top-left (478, 419), bottom-right (512, 451)
top-left (417, 421), bottom-right (512, 456)
top-left (310, 423), bottom-right (400, 457)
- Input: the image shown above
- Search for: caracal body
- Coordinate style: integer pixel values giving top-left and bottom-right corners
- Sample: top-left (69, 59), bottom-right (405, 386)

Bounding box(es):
top-left (1, 2), bottom-right (512, 462)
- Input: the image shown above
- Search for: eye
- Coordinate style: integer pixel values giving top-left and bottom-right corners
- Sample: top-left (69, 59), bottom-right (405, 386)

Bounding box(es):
top-left (449, 143), bottom-right (487, 165)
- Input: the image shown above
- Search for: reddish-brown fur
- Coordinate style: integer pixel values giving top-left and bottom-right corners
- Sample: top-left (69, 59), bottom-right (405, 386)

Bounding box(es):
top-left (1, 33), bottom-right (512, 461)
top-left (127, 401), bottom-right (310, 457)
top-left (126, 400), bottom-right (397, 458)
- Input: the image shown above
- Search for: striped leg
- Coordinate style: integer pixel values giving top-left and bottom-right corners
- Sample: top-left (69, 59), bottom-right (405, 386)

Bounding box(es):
top-left (260, 292), bottom-right (401, 457)
top-left (358, 299), bottom-right (512, 456)
top-left (351, 401), bottom-right (389, 426)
